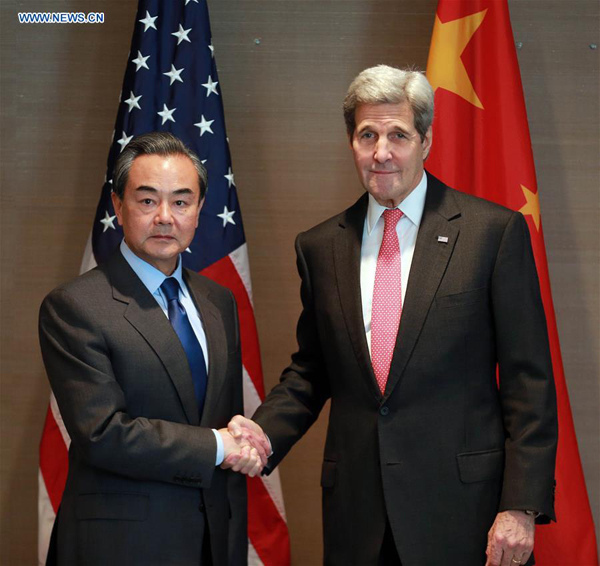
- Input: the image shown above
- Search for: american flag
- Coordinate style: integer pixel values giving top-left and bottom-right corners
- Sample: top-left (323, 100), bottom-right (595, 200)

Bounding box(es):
top-left (38, 1), bottom-right (291, 564)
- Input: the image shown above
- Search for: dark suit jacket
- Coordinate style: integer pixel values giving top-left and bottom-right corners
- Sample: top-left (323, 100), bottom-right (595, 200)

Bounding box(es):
top-left (253, 173), bottom-right (557, 566)
top-left (39, 251), bottom-right (247, 566)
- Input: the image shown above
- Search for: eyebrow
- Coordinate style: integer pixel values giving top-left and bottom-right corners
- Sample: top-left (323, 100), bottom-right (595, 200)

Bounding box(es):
top-left (134, 186), bottom-right (195, 196)
top-left (357, 123), bottom-right (410, 134)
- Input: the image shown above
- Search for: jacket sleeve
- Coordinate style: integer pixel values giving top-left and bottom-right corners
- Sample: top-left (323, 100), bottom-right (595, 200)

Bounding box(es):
top-left (253, 232), bottom-right (331, 471)
top-left (39, 286), bottom-right (218, 489)
top-left (491, 212), bottom-right (558, 522)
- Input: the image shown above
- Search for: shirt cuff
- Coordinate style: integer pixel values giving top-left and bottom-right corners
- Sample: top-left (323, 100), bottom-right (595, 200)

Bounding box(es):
top-left (212, 429), bottom-right (224, 466)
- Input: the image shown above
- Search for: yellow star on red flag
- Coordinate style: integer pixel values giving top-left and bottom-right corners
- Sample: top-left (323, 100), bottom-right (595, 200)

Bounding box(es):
top-left (519, 184), bottom-right (541, 231)
top-left (427, 9), bottom-right (487, 109)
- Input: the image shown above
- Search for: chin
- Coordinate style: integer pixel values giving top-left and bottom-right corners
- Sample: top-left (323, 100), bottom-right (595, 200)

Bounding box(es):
top-left (369, 187), bottom-right (397, 205)
top-left (146, 244), bottom-right (179, 260)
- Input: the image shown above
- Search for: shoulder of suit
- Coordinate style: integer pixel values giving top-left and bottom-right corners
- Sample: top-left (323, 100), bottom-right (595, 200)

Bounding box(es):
top-left (297, 193), bottom-right (368, 243)
top-left (43, 262), bottom-right (110, 303)
top-left (41, 249), bottom-right (141, 306)
top-left (448, 187), bottom-right (514, 216)
top-left (183, 268), bottom-right (234, 299)
top-left (428, 173), bottom-right (517, 224)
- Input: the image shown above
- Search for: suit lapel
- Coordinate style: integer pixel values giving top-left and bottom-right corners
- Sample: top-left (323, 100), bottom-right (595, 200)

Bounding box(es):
top-left (334, 194), bottom-right (382, 402)
top-left (384, 174), bottom-right (461, 398)
top-left (108, 253), bottom-right (200, 425)
top-left (183, 271), bottom-right (229, 428)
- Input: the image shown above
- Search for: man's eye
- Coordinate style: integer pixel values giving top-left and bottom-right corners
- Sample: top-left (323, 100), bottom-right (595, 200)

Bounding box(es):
top-left (142, 198), bottom-right (154, 205)
top-left (174, 200), bottom-right (186, 206)
top-left (361, 132), bottom-right (375, 139)
top-left (393, 132), bottom-right (406, 140)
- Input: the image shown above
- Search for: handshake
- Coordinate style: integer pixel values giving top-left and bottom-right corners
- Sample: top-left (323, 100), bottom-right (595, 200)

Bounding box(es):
top-left (217, 416), bottom-right (270, 477)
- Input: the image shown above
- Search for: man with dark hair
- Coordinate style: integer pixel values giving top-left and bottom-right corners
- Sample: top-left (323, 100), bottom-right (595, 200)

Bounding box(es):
top-left (39, 132), bottom-right (267, 565)
top-left (229, 66), bottom-right (558, 566)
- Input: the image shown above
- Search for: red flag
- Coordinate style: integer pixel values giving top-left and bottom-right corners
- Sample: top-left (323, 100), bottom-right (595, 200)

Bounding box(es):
top-left (426, 1), bottom-right (598, 564)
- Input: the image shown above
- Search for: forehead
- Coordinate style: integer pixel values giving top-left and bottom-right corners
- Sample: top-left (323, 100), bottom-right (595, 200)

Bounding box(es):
top-left (354, 102), bottom-right (415, 130)
top-left (126, 154), bottom-right (200, 192)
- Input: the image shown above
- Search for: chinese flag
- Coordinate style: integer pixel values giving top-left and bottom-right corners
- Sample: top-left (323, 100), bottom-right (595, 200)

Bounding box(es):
top-left (425, 1), bottom-right (598, 564)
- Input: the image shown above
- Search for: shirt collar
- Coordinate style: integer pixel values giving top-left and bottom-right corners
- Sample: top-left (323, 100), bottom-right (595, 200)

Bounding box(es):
top-left (366, 171), bottom-right (428, 234)
top-left (120, 240), bottom-right (188, 297)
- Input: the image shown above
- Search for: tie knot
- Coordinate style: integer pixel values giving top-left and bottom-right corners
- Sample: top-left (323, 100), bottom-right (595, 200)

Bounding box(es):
top-left (160, 277), bottom-right (180, 302)
top-left (383, 208), bottom-right (403, 229)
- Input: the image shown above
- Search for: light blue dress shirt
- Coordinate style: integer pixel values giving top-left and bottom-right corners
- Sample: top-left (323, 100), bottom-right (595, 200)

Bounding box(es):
top-left (120, 240), bottom-right (224, 465)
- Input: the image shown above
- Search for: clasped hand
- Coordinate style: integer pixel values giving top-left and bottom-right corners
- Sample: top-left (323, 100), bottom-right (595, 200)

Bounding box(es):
top-left (218, 416), bottom-right (270, 477)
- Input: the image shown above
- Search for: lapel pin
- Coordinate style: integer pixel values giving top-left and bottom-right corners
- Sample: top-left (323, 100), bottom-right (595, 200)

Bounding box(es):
top-left (437, 236), bottom-right (449, 243)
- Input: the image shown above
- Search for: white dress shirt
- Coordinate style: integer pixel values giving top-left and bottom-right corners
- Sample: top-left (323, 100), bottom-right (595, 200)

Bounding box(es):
top-left (360, 173), bottom-right (428, 357)
top-left (120, 240), bottom-right (224, 464)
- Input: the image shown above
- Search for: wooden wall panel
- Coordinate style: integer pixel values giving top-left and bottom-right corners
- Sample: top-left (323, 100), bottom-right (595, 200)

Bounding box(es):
top-left (1, 1), bottom-right (597, 564)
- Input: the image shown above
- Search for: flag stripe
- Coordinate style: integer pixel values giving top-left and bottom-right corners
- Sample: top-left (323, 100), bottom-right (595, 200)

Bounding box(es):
top-left (229, 243), bottom-right (255, 306)
top-left (247, 476), bottom-right (292, 566)
top-left (38, 470), bottom-right (56, 566)
top-left (50, 393), bottom-right (71, 448)
top-left (201, 253), bottom-right (266, 399)
top-left (39, 407), bottom-right (68, 513)
top-left (242, 367), bottom-right (287, 519)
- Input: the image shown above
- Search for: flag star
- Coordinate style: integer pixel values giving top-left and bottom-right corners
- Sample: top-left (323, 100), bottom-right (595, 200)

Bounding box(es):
top-left (208, 43), bottom-right (214, 57)
top-left (100, 210), bottom-right (117, 232)
top-left (124, 91), bottom-right (142, 112)
top-left (117, 131), bottom-right (133, 152)
top-left (519, 184), bottom-right (541, 231)
top-left (427, 9), bottom-right (487, 109)
top-left (131, 50), bottom-right (150, 71)
top-left (163, 64), bottom-right (184, 85)
top-left (157, 104), bottom-right (176, 124)
top-left (202, 76), bottom-right (219, 97)
top-left (139, 11), bottom-right (157, 32)
top-left (172, 24), bottom-right (192, 45)
top-left (185, 247), bottom-right (192, 253)
top-left (185, 0), bottom-right (199, 4)
top-left (201, 159), bottom-right (207, 164)
top-left (194, 115), bottom-right (214, 136)
top-left (224, 167), bottom-right (235, 187)
top-left (217, 206), bottom-right (236, 227)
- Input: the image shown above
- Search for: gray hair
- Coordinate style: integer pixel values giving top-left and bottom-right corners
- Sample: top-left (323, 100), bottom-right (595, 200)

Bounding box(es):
top-left (112, 132), bottom-right (207, 200)
top-left (343, 65), bottom-right (434, 140)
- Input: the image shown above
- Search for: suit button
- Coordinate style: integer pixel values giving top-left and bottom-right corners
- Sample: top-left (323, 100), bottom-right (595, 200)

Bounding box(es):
top-left (380, 406), bottom-right (389, 416)
top-left (198, 501), bottom-right (205, 512)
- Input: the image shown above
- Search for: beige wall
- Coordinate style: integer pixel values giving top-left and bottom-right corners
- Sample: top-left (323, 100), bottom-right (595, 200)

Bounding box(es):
top-left (1, 1), bottom-right (598, 565)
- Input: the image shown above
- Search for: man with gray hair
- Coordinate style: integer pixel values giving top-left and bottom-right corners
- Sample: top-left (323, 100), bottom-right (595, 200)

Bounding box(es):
top-left (39, 132), bottom-right (269, 565)
top-left (229, 66), bottom-right (557, 565)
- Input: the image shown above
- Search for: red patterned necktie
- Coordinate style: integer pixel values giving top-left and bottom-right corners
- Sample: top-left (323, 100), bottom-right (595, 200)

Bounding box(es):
top-left (371, 208), bottom-right (403, 394)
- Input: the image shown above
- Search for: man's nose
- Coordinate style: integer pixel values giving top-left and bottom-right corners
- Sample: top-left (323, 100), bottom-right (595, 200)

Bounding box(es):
top-left (374, 138), bottom-right (392, 163)
top-left (155, 202), bottom-right (173, 224)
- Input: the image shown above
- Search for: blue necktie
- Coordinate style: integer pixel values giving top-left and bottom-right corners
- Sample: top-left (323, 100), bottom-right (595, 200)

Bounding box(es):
top-left (160, 277), bottom-right (207, 416)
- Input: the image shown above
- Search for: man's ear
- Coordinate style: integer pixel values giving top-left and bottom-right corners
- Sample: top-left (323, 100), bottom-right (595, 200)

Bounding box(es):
top-left (111, 191), bottom-right (124, 226)
top-left (422, 127), bottom-right (433, 161)
top-left (195, 197), bottom-right (205, 228)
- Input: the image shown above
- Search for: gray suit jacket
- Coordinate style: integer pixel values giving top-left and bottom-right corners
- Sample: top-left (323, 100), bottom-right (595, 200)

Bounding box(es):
top-left (39, 251), bottom-right (247, 566)
top-left (254, 173), bottom-right (557, 566)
